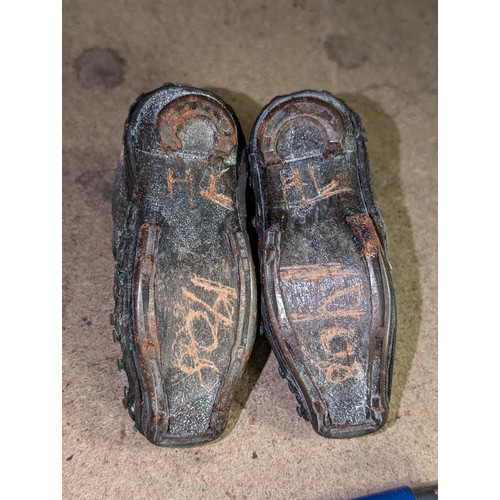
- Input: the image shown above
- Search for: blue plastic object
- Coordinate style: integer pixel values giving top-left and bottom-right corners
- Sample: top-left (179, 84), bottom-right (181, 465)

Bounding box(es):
top-left (354, 486), bottom-right (416, 500)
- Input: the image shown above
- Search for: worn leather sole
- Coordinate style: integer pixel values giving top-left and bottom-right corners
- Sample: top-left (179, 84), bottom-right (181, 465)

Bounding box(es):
top-left (112, 84), bottom-right (257, 446)
top-left (249, 91), bottom-right (397, 438)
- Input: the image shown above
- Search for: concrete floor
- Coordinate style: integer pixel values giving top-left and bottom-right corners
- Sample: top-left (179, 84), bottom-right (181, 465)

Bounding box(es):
top-left (62, 1), bottom-right (437, 498)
